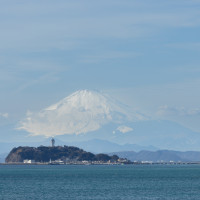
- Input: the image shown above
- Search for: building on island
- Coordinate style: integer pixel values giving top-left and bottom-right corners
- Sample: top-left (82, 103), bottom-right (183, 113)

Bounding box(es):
top-left (51, 138), bottom-right (55, 147)
top-left (23, 159), bottom-right (35, 164)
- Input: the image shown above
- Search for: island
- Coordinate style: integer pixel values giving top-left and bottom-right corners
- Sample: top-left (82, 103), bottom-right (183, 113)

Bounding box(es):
top-left (5, 145), bottom-right (130, 165)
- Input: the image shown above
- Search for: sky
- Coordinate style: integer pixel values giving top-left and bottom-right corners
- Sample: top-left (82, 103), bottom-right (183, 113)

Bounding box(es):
top-left (1, 0), bottom-right (200, 141)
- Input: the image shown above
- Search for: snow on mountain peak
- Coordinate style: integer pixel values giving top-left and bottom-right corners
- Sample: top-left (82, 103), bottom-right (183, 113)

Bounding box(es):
top-left (46, 90), bottom-right (111, 113)
top-left (19, 90), bottom-right (146, 137)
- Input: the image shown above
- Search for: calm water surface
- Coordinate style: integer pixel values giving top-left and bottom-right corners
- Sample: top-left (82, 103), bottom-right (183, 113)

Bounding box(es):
top-left (0, 164), bottom-right (200, 200)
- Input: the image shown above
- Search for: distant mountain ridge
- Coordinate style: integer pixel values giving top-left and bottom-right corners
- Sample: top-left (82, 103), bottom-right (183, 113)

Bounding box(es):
top-left (56, 119), bottom-right (200, 151)
top-left (64, 139), bottom-right (158, 153)
top-left (109, 150), bottom-right (200, 162)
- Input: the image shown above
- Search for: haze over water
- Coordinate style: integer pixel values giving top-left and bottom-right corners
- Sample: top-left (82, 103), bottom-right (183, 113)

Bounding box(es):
top-left (1, 165), bottom-right (200, 200)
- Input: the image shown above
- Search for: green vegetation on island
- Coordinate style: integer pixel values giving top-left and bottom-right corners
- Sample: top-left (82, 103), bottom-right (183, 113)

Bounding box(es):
top-left (5, 145), bottom-right (120, 164)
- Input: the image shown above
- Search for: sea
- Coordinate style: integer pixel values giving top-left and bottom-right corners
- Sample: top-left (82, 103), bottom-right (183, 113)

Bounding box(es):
top-left (1, 164), bottom-right (200, 200)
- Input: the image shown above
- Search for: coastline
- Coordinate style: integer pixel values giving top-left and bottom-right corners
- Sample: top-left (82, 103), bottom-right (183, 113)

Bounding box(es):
top-left (1, 161), bottom-right (200, 165)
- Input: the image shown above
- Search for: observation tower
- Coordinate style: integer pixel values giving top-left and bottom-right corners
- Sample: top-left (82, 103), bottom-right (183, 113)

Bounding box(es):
top-left (51, 138), bottom-right (55, 147)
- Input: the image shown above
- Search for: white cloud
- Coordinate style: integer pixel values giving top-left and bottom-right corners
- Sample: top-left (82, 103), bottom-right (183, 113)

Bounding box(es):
top-left (0, 113), bottom-right (9, 118)
top-left (157, 105), bottom-right (200, 117)
top-left (116, 126), bottom-right (133, 133)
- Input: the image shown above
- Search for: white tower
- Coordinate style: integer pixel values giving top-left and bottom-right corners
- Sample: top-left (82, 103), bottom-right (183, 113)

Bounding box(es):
top-left (51, 138), bottom-right (55, 147)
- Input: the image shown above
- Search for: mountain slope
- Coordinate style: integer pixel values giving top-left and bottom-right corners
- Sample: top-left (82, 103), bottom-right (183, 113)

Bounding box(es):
top-left (64, 139), bottom-right (158, 153)
top-left (19, 90), bottom-right (145, 137)
top-left (109, 150), bottom-right (200, 162)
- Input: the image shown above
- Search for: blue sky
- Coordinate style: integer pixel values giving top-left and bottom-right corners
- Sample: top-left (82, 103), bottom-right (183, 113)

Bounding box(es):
top-left (1, 0), bottom-right (200, 138)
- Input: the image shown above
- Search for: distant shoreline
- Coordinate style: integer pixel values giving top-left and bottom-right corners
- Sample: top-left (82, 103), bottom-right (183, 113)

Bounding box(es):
top-left (1, 162), bottom-right (200, 165)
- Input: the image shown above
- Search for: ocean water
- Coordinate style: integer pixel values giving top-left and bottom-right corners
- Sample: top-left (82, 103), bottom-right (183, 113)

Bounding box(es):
top-left (1, 165), bottom-right (200, 200)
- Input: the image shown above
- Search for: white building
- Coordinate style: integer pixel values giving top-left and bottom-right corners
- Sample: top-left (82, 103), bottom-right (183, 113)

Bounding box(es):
top-left (23, 159), bottom-right (35, 164)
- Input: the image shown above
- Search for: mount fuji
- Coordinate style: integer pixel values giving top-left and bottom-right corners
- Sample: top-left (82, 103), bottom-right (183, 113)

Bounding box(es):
top-left (16, 89), bottom-right (200, 151)
top-left (19, 90), bottom-right (146, 137)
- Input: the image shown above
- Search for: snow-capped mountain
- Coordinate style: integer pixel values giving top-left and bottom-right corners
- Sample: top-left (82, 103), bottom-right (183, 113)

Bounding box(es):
top-left (19, 90), bottom-right (145, 137)
top-left (17, 89), bottom-right (200, 151)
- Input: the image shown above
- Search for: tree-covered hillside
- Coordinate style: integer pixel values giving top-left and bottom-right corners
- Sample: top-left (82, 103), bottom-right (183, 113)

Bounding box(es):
top-left (5, 146), bottom-right (119, 163)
